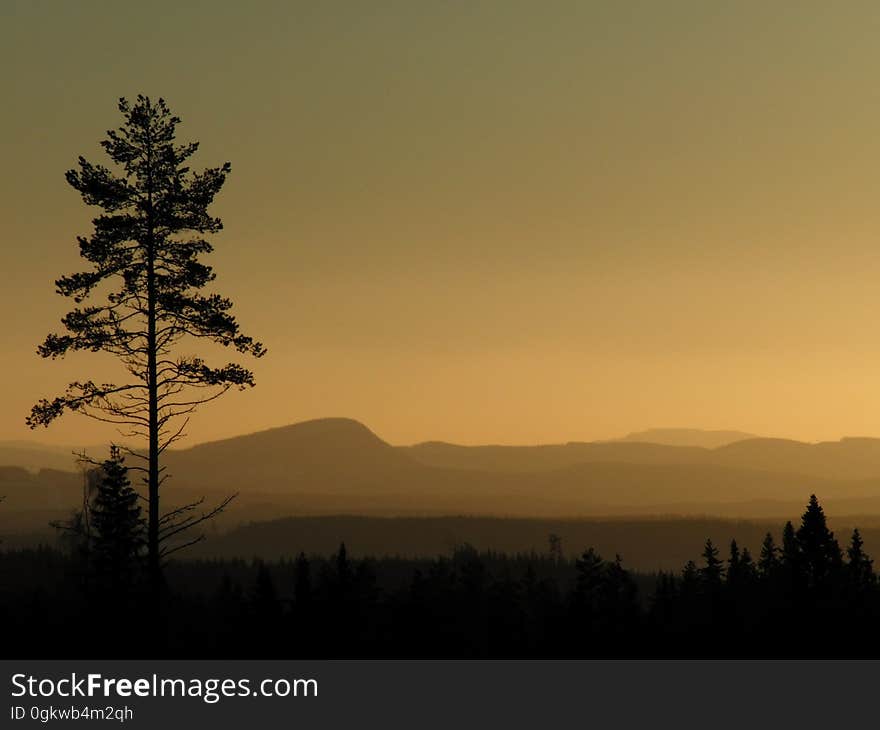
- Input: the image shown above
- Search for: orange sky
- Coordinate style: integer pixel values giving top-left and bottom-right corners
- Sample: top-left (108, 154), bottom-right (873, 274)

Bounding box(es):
top-left (4, 1), bottom-right (880, 448)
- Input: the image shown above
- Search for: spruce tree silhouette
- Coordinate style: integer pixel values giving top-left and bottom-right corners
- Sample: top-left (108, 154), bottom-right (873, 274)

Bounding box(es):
top-left (90, 446), bottom-right (145, 597)
top-left (26, 96), bottom-right (266, 600)
top-left (758, 532), bottom-right (780, 579)
top-left (726, 539), bottom-right (741, 585)
top-left (846, 528), bottom-right (875, 592)
top-left (699, 539), bottom-right (724, 587)
top-left (795, 495), bottom-right (841, 589)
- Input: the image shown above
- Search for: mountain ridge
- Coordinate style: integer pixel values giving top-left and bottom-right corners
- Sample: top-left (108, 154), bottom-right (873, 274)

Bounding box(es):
top-left (7, 418), bottom-right (880, 525)
top-left (612, 427), bottom-right (757, 449)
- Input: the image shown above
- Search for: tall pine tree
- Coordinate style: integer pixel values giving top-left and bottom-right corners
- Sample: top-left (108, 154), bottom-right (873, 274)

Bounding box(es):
top-left (27, 96), bottom-right (265, 598)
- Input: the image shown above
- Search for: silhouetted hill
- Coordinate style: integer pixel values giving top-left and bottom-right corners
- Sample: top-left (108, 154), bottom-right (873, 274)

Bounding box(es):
top-left (711, 437), bottom-right (880, 480)
top-left (613, 428), bottom-right (757, 449)
top-left (162, 417), bottom-right (420, 492)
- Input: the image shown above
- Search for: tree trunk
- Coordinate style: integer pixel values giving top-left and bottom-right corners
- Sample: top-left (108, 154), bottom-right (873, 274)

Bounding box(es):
top-left (147, 256), bottom-right (160, 600)
top-left (145, 126), bottom-right (161, 605)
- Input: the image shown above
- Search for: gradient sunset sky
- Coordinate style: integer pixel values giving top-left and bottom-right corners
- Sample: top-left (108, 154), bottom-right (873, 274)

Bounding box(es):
top-left (4, 1), bottom-right (880, 448)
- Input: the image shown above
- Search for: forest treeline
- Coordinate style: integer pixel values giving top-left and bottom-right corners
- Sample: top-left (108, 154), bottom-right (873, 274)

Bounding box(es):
top-left (1, 491), bottom-right (877, 658)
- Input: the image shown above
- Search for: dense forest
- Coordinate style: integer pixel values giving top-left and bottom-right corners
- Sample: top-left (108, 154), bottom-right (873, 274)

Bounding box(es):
top-left (2, 483), bottom-right (876, 658)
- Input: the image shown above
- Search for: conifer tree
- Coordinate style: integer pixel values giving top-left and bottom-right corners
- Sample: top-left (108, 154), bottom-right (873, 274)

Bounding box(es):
top-left (740, 547), bottom-right (756, 580)
top-left (758, 532), bottom-right (780, 578)
top-left (573, 547), bottom-right (605, 616)
top-left (90, 446), bottom-right (145, 595)
top-left (678, 560), bottom-right (701, 625)
top-left (27, 96), bottom-right (266, 597)
top-left (598, 554), bottom-right (640, 631)
top-left (699, 539), bottom-right (724, 587)
top-left (846, 528), bottom-right (875, 591)
top-left (781, 520), bottom-right (800, 563)
top-left (796, 495), bottom-right (841, 588)
top-left (726, 539), bottom-right (741, 585)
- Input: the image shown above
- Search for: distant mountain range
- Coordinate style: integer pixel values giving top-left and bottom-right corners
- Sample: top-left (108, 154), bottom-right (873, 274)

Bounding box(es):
top-left (612, 428), bottom-right (757, 449)
top-left (7, 419), bottom-right (880, 535)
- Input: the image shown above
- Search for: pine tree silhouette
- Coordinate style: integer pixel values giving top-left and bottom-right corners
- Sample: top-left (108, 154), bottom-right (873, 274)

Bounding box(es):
top-left (27, 97), bottom-right (265, 600)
